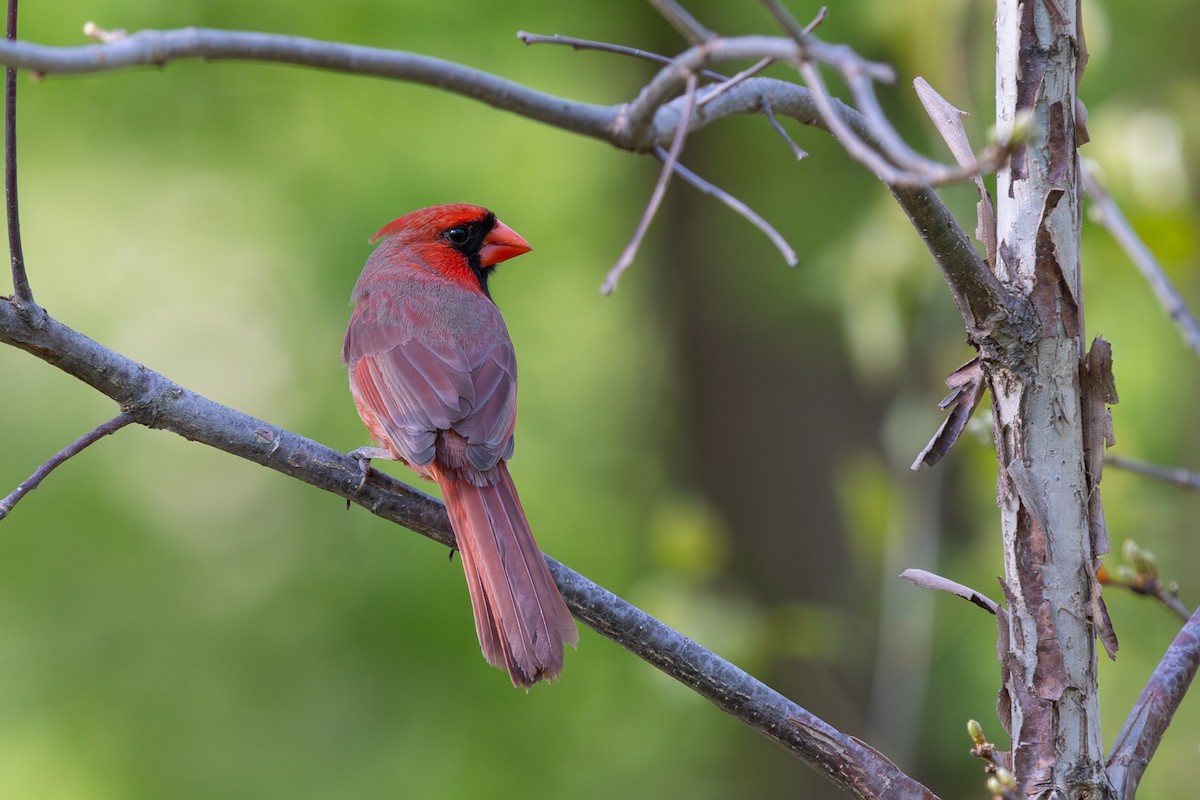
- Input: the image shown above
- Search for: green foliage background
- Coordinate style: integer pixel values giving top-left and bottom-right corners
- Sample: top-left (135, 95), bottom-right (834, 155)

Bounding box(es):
top-left (2, 1), bottom-right (1199, 797)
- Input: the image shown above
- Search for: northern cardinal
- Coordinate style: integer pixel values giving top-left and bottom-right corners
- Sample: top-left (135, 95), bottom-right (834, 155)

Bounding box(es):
top-left (342, 203), bottom-right (578, 686)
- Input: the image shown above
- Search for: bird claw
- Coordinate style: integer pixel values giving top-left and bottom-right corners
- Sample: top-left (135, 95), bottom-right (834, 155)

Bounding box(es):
top-left (348, 446), bottom-right (392, 497)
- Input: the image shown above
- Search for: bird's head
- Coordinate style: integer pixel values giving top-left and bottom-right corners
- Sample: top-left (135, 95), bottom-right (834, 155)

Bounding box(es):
top-left (370, 203), bottom-right (531, 298)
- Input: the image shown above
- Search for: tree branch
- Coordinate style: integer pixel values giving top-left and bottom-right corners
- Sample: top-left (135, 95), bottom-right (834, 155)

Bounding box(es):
top-left (0, 26), bottom-right (1012, 338)
top-left (0, 297), bottom-right (938, 800)
top-left (0, 411), bottom-right (134, 520)
top-left (649, 0), bottom-right (715, 44)
top-left (655, 145), bottom-right (797, 266)
top-left (1107, 454), bottom-right (1200, 492)
top-left (1107, 604), bottom-right (1200, 797)
top-left (602, 72), bottom-right (698, 295)
top-left (1083, 162), bottom-right (1200, 359)
top-left (3, 0), bottom-right (29, 303)
top-left (0, 28), bottom-right (616, 139)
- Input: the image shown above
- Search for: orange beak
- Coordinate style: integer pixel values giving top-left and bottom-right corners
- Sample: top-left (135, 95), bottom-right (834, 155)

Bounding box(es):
top-left (479, 219), bottom-right (532, 267)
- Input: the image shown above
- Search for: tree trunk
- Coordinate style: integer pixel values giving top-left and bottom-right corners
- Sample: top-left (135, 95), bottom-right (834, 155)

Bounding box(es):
top-left (992, 0), bottom-right (1113, 796)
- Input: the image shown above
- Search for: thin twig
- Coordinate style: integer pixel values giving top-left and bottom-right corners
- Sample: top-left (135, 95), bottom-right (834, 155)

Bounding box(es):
top-left (1107, 454), bottom-right (1200, 491)
top-left (761, 99), bottom-right (807, 159)
top-left (655, 145), bottom-right (797, 266)
top-left (0, 411), bottom-right (134, 521)
top-left (1102, 570), bottom-right (1191, 621)
top-left (803, 6), bottom-right (829, 36)
top-left (521, 32), bottom-right (810, 165)
top-left (847, 69), bottom-right (952, 173)
top-left (762, 0), bottom-right (1012, 185)
top-left (602, 72), bottom-right (698, 295)
top-left (516, 31), bottom-right (727, 83)
top-left (1107, 603), bottom-right (1200, 797)
top-left (4, 0), bottom-right (29, 303)
top-left (760, 0), bottom-right (816, 43)
top-left (649, 0), bottom-right (715, 44)
top-left (698, 57), bottom-right (773, 107)
top-left (797, 60), bottom-right (909, 183)
top-left (1083, 162), bottom-right (1200, 358)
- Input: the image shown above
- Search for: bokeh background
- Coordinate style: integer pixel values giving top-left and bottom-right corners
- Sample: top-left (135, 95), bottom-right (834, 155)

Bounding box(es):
top-left (3, 0), bottom-right (1199, 797)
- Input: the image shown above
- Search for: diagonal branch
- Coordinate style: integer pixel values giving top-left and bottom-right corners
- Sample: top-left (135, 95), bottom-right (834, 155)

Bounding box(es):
top-left (655, 146), bottom-right (797, 266)
top-left (1107, 454), bottom-right (1200, 491)
top-left (1083, 162), bottom-right (1200, 359)
top-left (0, 297), bottom-right (939, 800)
top-left (0, 411), bottom-right (134, 520)
top-left (649, 0), bottom-right (715, 44)
top-left (1107, 604), bottom-right (1200, 797)
top-left (602, 72), bottom-right (698, 294)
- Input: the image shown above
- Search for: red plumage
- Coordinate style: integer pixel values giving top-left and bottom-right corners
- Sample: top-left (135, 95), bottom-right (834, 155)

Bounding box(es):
top-left (342, 203), bottom-right (577, 687)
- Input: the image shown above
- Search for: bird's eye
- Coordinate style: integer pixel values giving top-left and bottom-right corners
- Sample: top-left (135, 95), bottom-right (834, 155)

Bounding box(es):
top-left (445, 226), bottom-right (470, 246)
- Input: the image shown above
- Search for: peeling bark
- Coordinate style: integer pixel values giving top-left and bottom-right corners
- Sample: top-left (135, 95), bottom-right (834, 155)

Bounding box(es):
top-left (993, 0), bottom-right (1112, 795)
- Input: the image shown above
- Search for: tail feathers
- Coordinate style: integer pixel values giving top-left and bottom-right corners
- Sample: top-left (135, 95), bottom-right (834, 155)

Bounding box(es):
top-left (436, 464), bottom-right (578, 687)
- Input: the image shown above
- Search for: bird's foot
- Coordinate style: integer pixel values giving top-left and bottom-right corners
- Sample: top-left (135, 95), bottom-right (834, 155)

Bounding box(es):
top-left (348, 446), bottom-right (392, 496)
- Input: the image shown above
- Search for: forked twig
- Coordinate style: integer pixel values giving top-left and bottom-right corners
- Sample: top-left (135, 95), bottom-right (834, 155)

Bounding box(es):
top-left (0, 411), bottom-right (134, 521)
top-left (601, 72), bottom-right (698, 295)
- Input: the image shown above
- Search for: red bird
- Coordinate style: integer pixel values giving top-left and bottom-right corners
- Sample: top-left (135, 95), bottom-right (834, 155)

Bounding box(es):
top-left (342, 203), bottom-right (578, 687)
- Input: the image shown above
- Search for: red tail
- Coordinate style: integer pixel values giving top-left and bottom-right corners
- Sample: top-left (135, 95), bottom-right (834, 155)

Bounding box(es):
top-left (434, 463), bottom-right (578, 687)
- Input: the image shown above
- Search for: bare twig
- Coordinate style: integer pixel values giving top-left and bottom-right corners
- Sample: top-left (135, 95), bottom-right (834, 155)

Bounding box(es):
top-left (760, 100), bottom-right (807, 159)
top-left (0, 298), bottom-right (938, 800)
top-left (797, 59), bottom-right (912, 183)
top-left (697, 57), bottom-right (773, 106)
top-left (4, 0), bottom-right (29, 303)
top-left (761, 1), bottom-right (1015, 186)
top-left (649, 0), bottom-right (715, 44)
top-left (520, 31), bottom-right (795, 161)
top-left (602, 72), bottom-right (698, 295)
top-left (516, 31), bottom-right (726, 83)
top-left (1107, 604), bottom-right (1200, 797)
top-left (802, 7), bottom-right (828, 36)
top-left (1107, 453), bottom-right (1200, 491)
top-left (655, 145), bottom-right (798, 265)
top-left (0, 411), bottom-right (133, 521)
top-left (760, 0), bottom-right (818, 44)
top-left (1083, 161), bottom-right (1200, 358)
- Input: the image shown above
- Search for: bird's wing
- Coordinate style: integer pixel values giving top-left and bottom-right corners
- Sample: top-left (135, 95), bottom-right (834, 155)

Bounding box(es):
top-left (344, 298), bottom-right (517, 473)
